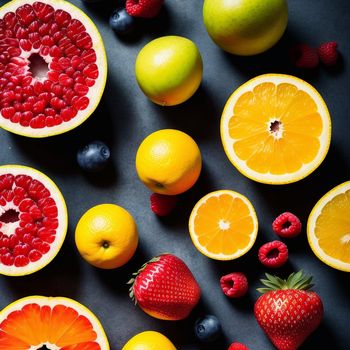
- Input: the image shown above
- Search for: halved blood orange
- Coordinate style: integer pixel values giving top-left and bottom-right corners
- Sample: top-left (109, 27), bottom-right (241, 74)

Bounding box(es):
top-left (221, 74), bottom-right (331, 184)
top-left (0, 295), bottom-right (110, 349)
top-left (0, 0), bottom-right (107, 137)
top-left (0, 165), bottom-right (68, 276)
top-left (307, 181), bottom-right (350, 272)
top-left (188, 190), bottom-right (258, 260)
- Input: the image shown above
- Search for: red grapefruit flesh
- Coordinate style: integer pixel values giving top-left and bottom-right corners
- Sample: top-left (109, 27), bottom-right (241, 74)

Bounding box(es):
top-left (0, 165), bottom-right (68, 276)
top-left (0, 0), bottom-right (107, 137)
top-left (0, 295), bottom-right (110, 349)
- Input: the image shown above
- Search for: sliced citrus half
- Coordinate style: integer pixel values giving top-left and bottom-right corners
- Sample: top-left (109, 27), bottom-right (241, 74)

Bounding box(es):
top-left (0, 164), bottom-right (68, 276)
top-left (0, 295), bottom-right (110, 349)
top-left (307, 181), bottom-right (350, 272)
top-left (188, 190), bottom-right (258, 260)
top-left (221, 74), bottom-right (331, 184)
top-left (0, 0), bottom-right (107, 137)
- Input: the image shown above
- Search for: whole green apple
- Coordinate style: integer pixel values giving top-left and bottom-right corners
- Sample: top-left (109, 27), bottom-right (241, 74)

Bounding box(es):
top-left (135, 36), bottom-right (203, 106)
top-left (203, 0), bottom-right (288, 56)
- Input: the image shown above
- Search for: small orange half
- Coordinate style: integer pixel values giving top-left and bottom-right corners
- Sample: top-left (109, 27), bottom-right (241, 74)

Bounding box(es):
top-left (188, 190), bottom-right (258, 260)
top-left (221, 74), bottom-right (331, 184)
top-left (307, 181), bottom-right (350, 272)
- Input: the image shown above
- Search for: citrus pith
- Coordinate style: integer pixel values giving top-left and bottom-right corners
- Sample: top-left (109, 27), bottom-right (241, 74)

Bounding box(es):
top-left (220, 74), bottom-right (331, 184)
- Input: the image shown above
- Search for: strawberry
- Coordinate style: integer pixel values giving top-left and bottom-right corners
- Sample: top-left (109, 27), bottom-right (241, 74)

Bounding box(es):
top-left (128, 253), bottom-right (201, 320)
top-left (254, 271), bottom-right (323, 350)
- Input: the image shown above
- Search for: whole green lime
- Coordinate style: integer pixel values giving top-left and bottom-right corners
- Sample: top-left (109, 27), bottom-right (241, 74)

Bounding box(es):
top-left (135, 36), bottom-right (203, 106)
top-left (203, 0), bottom-right (288, 56)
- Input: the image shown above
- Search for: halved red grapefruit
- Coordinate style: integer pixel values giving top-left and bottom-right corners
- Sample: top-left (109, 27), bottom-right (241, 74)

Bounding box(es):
top-left (0, 165), bottom-right (68, 276)
top-left (0, 0), bottom-right (107, 137)
top-left (0, 295), bottom-right (110, 349)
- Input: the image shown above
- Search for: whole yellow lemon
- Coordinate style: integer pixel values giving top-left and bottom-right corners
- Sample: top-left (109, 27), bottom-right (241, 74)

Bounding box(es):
top-left (136, 129), bottom-right (202, 195)
top-left (122, 331), bottom-right (176, 350)
top-left (203, 0), bottom-right (288, 55)
top-left (75, 204), bottom-right (138, 269)
top-left (135, 36), bottom-right (203, 106)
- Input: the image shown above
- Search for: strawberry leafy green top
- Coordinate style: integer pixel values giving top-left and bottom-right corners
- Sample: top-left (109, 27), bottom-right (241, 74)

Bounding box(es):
top-left (257, 270), bottom-right (314, 294)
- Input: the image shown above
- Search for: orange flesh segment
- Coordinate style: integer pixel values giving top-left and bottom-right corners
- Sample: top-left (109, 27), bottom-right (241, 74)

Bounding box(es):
top-left (0, 330), bottom-right (29, 350)
top-left (315, 190), bottom-right (350, 263)
top-left (62, 342), bottom-right (101, 350)
top-left (0, 303), bottom-right (100, 349)
top-left (193, 194), bottom-right (254, 255)
top-left (229, 82), bottom-right (323, 175)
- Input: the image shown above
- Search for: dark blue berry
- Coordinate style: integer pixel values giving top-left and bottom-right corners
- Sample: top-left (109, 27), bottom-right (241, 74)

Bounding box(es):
top-left (194, 315), bottom-right (222, 343)
top-left (109, 8), bottom-right (137, 36)
top-left (77, 141), bottom-right (110, 173)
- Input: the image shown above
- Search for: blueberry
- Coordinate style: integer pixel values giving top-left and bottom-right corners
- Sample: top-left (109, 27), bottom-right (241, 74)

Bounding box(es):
top-left (109, 8), bottom-right (137, 36)
top-left (77, 141), bottom-right (110, 173)
top-left (194, 315), bottom-right (222, 343)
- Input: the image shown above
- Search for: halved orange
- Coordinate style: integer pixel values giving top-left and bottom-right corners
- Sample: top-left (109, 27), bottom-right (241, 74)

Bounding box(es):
top-left (188, 190), bottom-right (258, 260)
top-left (0, 295), bottom-right (110, 349)
top-left (307, 181), bottom-right (350, 272)
top-left (221, 74), bottom-right (331, 184)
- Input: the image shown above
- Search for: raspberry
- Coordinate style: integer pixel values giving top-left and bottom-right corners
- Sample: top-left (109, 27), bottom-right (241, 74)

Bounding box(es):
top-left (126, 0), bottom-right (164, 18)
top-left (318, 42), bottom-right (339, 66)
top-left (150, 193), bottom-right (177, 216)
top-left (272, 212), bottom-right (302, 238)
top-left (228, 342), bottom-right (250, 350)
top-left (258, 241), bottom-right (288, 268)
top-left (220, 272), bottom-right (248, 298)
top-left (289, 43), bottom-right (319, 69)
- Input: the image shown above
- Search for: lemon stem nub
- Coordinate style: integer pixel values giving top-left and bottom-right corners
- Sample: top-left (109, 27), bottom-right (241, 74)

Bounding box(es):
top-left (102, 241), bottom-right (110, 249)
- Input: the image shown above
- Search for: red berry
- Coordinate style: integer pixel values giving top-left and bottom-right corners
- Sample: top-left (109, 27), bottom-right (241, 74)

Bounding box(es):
top-left (258, 241), bottom-right (288, 268)
top-left (272, 212), bottom-right (302, 238)
top-left (289, 43), bottom-right (319, 68)
top-left (129, 254), bottom-right (201, 320)
top-left (126, 0), bottom-right (164, 18)
top-left (254, 271), bottom-right (323, 350)
top-left (150, 193), bottom-right (177, 216)
top-left (220, 272), bottom-right (248, 298)
top-left (228, 342), bottom-right (250, 350)
top-left (318, 41), bottom-right (339, 66)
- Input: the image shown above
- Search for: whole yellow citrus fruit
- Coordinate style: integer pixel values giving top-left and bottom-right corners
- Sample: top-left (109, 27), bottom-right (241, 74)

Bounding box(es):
top-left (135, 36), bottom-right (203, 106)
top-left (122, 331), bottom-right (176, 350)
top-left (135, 129), bottom-right (202, 195)
top-left (75, 204), bottom-right (138, 269)
top-left (203, 0), bottom-right (288, 55)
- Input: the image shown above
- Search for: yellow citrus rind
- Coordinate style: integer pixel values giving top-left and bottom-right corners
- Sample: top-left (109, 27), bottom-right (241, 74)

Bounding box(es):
top-left (220, 74), bottom-right (331, 184)
top-left (188, 190), bottom-right (258, 260)
top-left (307, 181), bottom-right (350, 272)
top-left (0, 0), bottom-right (107, 138)
top-left (0, 295), bottom-right (110, 349)
top-left (0, 164), bottom-right (68, 276)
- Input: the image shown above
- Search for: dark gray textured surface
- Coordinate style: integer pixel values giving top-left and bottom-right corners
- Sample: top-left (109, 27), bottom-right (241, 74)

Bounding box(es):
top-left (0, 0), bottom-right (349, 349)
